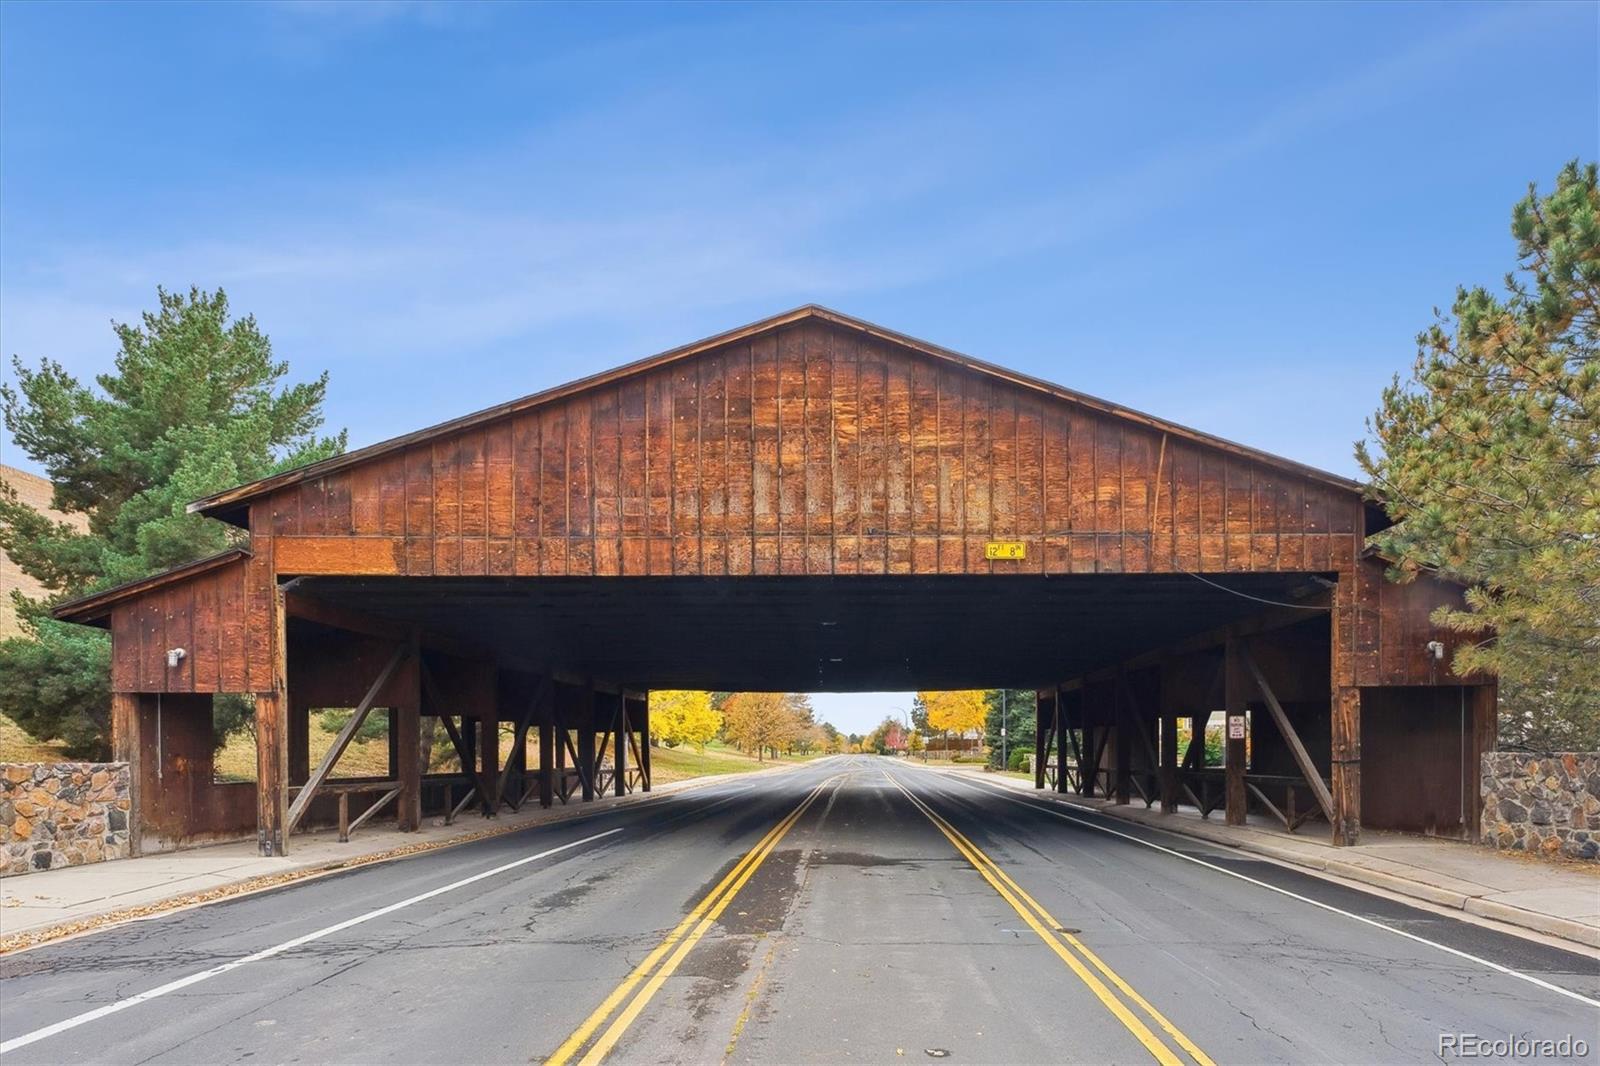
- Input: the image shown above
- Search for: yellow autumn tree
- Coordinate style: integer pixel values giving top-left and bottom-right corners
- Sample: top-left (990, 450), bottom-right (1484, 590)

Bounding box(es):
top-left (722, 691), bottom-right (801, 761)
top-left (919, 690), bottom-right (988, 739)
top-left (649, 690), bottom-right (721, 751)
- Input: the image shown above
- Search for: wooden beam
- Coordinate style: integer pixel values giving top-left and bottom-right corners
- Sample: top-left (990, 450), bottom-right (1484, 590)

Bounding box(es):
top-left (1033, 691), bottom-right (1049, 790)
top-left (1064, 717), bottom-right (1084, 794)
top-left (1245, 781), bottom-right (1289, 829)
top-left (395, 632), bottom-right (422, 832)
top-left (111, 692), bottom-right (144, 857)
top-left (578, 685), bottom-right (597, 802)
top-left (1224, 637), bottom-right (1248, 828)
top-left (481, 706), bottom-right (501, 816)
top-left (347, 787), bottom-right (401, 838)
top-left (613, 697), bottom-right (627, 797)
top-left (1114, 674), bottom-right (1132, 805)
top-left (1331, 686), bottom-right (1361, 845)
top-left (1467, 684), bottom-right (1496, 841)
top-left (637, 696), bottom-right (652, 792)
top-left (555, 722), bottom-right (570, 803)
top-left (287, 694), bottom-right (310, 786)
top-left (1160, 711), bottom-right (1179, 814)
top-left (1241, 645), bottom-right (1336, 825)
top-left (276, 536), bottom-right (403, 576)
top-left (538, 718), bottom-right (555, 808)
top-left (1053, 690), bottom-right (1070, 794)
top-left (285, 643), bottom-right (407, 838)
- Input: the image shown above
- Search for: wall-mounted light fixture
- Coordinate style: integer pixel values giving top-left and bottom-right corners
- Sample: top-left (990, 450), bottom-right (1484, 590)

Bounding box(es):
top-left (166, 647), bottom-right (187, 669)
top-left (1426, 640), bottom-right (1445, 661)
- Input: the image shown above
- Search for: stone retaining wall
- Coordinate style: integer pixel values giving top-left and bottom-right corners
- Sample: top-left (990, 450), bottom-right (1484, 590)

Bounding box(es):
top-left (0, 763), bottom-right (131, 875)
top-left (1480, 752), bottom-right (1599, 861)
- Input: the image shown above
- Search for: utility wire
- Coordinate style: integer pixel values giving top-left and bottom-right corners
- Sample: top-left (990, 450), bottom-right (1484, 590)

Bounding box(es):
top-left (1178, 568), bottom-right (1331, 610)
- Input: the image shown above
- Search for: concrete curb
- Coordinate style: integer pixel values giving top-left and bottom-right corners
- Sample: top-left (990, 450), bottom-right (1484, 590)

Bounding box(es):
top-left (931, 767), bottom-right (1600, 952)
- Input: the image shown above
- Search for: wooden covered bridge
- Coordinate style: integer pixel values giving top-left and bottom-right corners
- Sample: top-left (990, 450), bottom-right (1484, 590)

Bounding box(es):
top-left (54, 306), bottom-right (1494, 855)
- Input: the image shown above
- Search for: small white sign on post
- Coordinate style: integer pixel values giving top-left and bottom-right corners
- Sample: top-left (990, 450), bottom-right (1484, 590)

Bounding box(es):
top-left (1227, 715), bottom-right (1246, 740)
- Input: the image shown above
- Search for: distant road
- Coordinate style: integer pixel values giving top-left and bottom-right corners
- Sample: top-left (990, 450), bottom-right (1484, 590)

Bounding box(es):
top-left (2, 756), bottom-right (1595, 1063)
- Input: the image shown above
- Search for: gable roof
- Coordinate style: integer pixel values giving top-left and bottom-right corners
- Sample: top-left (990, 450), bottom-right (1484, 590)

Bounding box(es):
top-left (50, 547), bottom-right (250, 626)
top-left (188, 304), bottom-right (1366, 526)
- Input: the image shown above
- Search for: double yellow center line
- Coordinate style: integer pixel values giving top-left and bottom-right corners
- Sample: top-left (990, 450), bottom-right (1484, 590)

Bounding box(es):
top-left (885, 772), bottom-right (1214, 1066)
top-left (546, 775), bottom-right (837, 1066)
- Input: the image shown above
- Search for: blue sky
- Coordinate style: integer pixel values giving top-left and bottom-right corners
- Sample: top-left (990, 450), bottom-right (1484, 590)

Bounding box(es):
top-left (2, 2), bottom-right (1594, 733)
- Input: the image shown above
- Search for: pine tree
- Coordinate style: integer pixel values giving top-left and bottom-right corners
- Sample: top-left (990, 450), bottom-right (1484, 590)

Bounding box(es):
top-left (1357, 162), bottom-right (1599, 750)
top-left (1, 287), bottom-right (345, 757)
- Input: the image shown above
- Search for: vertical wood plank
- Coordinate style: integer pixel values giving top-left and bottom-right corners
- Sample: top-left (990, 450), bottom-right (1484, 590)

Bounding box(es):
top-left (776, 328), bottom-right (807, 570)
top-left (111, 692), bottom-right (144, 855)
top-left (803, 325), bottom-right (834, 574)
top-left (671, 358), bottom-right (700, 575)
top-left (699, 352), bottom-right (728, 574)
top-left (403, 447), bottom-right (433, 575)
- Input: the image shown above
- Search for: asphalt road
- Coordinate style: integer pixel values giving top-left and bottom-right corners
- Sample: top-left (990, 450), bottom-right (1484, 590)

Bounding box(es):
top-left (1, 756), bottom-right (1596, 1064)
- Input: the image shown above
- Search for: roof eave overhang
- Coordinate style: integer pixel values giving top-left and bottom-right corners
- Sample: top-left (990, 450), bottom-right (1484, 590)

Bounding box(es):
top-left (50, 548), bottom-right (251, 627)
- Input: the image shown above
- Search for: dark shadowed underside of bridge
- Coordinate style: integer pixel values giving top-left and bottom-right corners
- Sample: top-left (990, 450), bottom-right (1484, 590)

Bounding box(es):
top-left (293, 572), bottom-right (1331, 692)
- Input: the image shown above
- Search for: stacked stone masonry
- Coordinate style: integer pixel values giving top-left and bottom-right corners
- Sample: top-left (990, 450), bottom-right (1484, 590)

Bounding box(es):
top-left (1480, 752), bottom-right (1600, 862)
top-left (0, 762), bottom-right (131, 875)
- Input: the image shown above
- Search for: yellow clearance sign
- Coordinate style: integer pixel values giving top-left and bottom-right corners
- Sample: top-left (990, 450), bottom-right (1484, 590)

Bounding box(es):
top-left (984, 541), bottom-right (1026, 560)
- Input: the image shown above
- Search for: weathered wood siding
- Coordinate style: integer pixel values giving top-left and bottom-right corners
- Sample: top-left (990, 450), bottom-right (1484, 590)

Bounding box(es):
top-left (262, 319), bottom-right (1366, 581)
top-left (109, 556), bottom-right (269, 694)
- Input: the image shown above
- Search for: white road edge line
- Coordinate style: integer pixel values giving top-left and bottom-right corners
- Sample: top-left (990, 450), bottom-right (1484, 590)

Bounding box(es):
top-left (914, 768), bottom-right (1600, 1011)
top-left (0, 827), bottom-right (625, 1056)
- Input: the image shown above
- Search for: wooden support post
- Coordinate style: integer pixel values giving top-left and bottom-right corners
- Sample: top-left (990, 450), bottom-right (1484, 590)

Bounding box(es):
top-left (110, 692), bottom-right (144, 857)
top-left (288, 694), bottom-right (310, 786)
top-left (1331, 686), bottom-right (1361, 845)
top-left (1114, 674), bottom-right (1132, 806)
top-left (539, 719), bottom-right (555, 808)
top-left (1033, 691), bottom-right (1048, 790)
top-left (256, 691), bottom-right (288, 856)
top-left (395, 633), bottom-right (422, 832)
top-left (1466, 684), bottom-right (1496, 841)
top-left (1055, 688), bottom-right (1070, 795)
top-left (1081, 725), bottom-right (1097, 797)
top-left (256, 584), bottom-right (291, 856)
top-left (578, 687), bottom-right (597, 802)
top-left (482, 713), bottom-right (501, 815)
top-left (638, 696), bottom-right (652, 792)
top-left (1224, 637), bottom-right (1248, 827)
top-left (555, 718), bottom-right (569, 802)
top-left (613, 697), bottom-right (627, 797)
top-left (1160, 712), bottom-right (1179, 814)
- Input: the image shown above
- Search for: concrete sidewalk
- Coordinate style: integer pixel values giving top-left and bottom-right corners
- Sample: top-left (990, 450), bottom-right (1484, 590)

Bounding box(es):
top-left (925, 763), bottom-right (1600, 951)
top-left (0, 761), bottom-right (801, 950)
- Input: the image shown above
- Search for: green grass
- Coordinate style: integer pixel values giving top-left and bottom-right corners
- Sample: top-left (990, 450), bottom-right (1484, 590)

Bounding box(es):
top-left (648, 742), bottom-right (786, 782)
